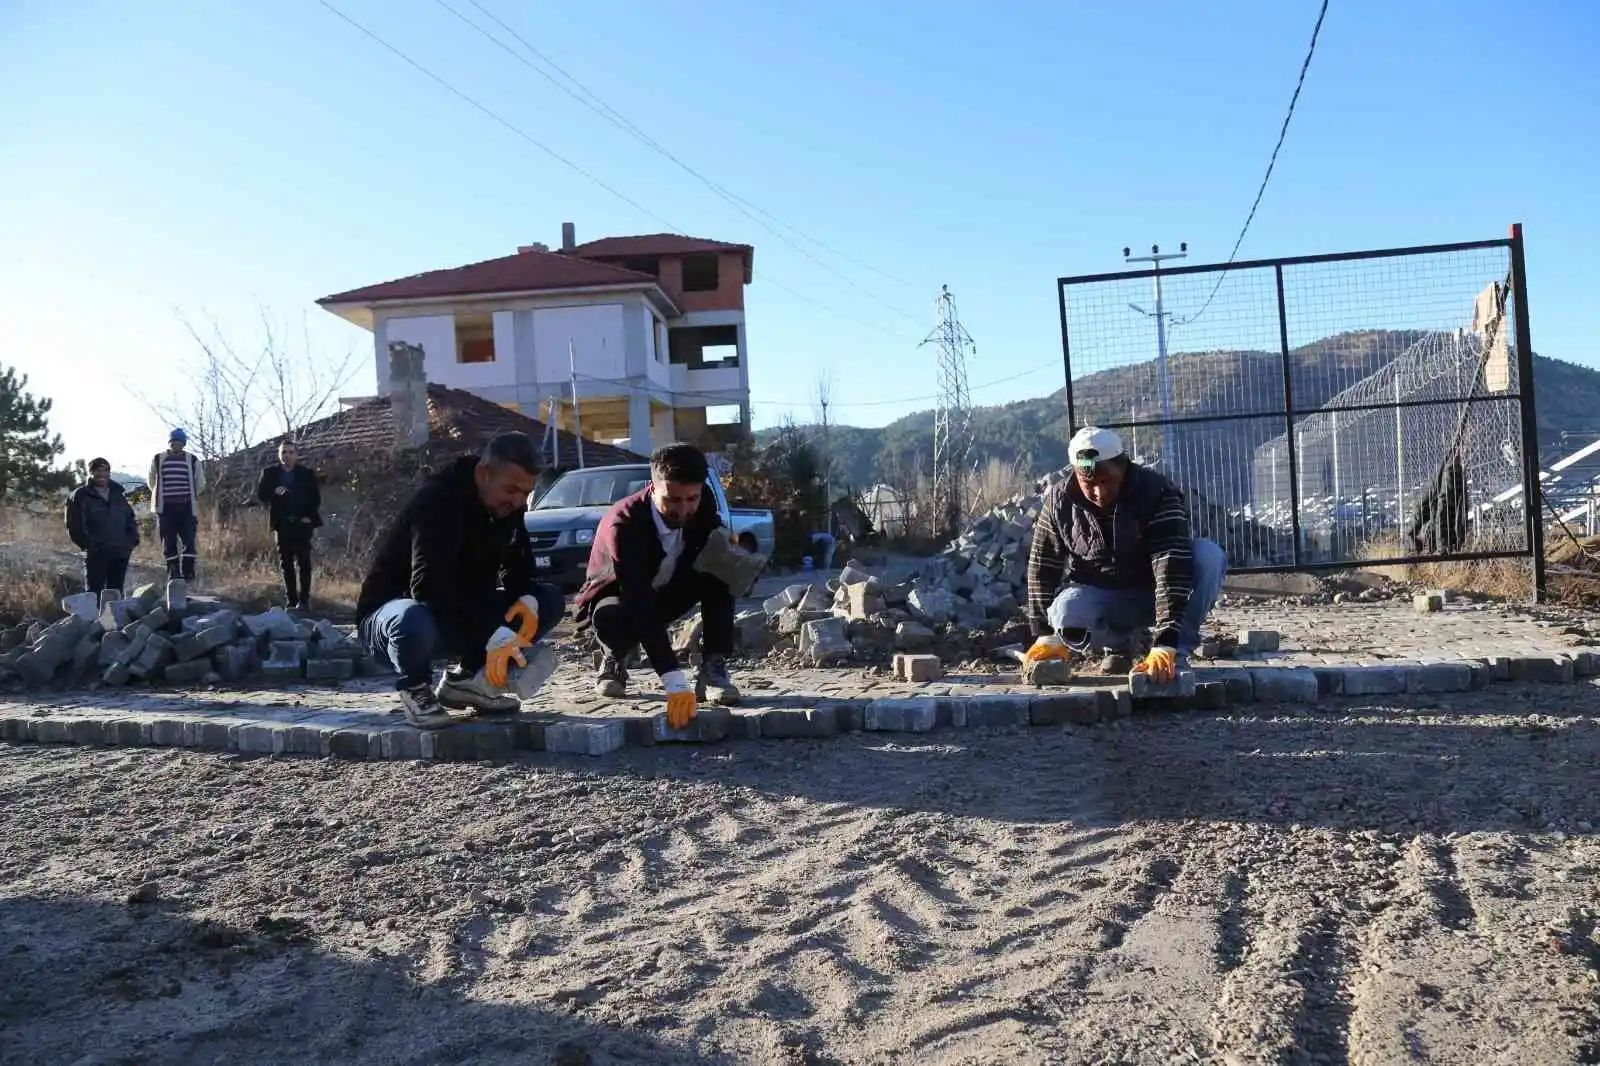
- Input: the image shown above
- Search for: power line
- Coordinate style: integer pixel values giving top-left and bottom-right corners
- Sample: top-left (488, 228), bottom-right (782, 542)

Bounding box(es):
top-left (438, 0), bottom-right (924, 318)
top-left (315, 0), bottom-right (921, 344)
top-left (1172, 0), bottom-right (1331, 329)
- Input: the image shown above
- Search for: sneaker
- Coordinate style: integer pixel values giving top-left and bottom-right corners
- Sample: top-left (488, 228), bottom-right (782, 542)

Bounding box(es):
top-left (436, 668), bottom-right (520, 716)
top-left (399, 681), bottom-right (456, 730)
top-left (696, 654), bottom-right (741, 706)
top-left (594, 652), bottom-right (627, 699)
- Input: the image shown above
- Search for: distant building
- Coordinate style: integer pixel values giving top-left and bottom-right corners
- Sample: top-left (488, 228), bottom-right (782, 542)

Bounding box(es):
top-left (316, 223), bottom-right (753, 456)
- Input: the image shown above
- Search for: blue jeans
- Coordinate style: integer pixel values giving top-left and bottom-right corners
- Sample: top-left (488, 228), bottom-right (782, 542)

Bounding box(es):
top-left (360, 583), bottom-right (566, 688)
top-left (159, 502), bottom-right (198, 580)
top-left (1045, 538), bottom-right (1227, 655)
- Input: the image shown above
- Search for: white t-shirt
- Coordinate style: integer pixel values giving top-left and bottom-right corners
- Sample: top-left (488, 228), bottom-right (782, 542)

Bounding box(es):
top-left (650, 506), bottom-right (684, 589)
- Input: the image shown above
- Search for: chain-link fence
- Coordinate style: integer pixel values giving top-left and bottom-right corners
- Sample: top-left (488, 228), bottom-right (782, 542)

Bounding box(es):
top-left (1057, 230), bottom-right (1540, 579)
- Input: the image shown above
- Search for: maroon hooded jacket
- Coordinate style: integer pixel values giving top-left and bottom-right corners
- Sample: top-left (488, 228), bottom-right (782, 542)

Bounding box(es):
top-left (574, 486), bottom-right (723, 673)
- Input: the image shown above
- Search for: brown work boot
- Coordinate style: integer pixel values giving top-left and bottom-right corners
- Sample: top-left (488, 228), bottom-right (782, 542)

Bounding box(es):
top-left (594, 652), bottom-right (628, 699)
top-left (696, 654), bottom-right (740, 706)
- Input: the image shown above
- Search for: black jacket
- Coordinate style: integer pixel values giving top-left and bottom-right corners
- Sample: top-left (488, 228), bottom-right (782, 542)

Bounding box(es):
top-left (574, 486), bottom-right (723, 675)
top-left (356, 456), bottom-right (534, 647)
top-left (65, 481), bottom-right (140, 555)
top-left (256, 464), bottom-right (322, 534)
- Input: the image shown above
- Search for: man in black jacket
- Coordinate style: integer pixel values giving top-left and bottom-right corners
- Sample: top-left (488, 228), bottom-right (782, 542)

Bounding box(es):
top-left (355, 432), bottom-right (565, 729)
top-left (65, 458), bottom-right (140, 596)
top-left (256, 440), bottom-right (322, 611)
top-left (573, 442), bottom-right (738, 726)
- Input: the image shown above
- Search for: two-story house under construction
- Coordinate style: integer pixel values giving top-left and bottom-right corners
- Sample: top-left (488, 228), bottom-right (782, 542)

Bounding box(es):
top-left (316, 223), bottom-right (753, 455)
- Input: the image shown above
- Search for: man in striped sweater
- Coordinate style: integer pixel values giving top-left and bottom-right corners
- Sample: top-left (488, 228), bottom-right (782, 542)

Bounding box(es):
top-left (147, 428), bottom-right (206, 581)
top-left (1023, 426), bottom-right (1226, 683)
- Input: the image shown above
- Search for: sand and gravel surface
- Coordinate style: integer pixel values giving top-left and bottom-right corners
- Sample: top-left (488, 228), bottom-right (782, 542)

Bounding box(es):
top-left (3, 683), bottom-right (1598, 1066)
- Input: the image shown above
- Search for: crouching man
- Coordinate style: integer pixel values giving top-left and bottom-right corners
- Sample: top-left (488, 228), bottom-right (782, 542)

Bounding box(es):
top-left (574, 443), bottom-right (738, 727)
top-left (1023, 426), bottom-right (1227, 684)
top-left (355, 432), bottom-right (565, 729)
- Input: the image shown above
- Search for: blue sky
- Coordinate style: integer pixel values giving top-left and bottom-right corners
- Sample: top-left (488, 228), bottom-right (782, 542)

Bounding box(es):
top-left (2, 0), bottom-right (1596, 472)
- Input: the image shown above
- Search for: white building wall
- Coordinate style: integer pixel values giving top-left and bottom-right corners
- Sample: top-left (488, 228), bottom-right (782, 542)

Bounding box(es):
top-left (531, 305), bottom-right (626, 385)
top-left (378, 314), bottom-right (456, 387)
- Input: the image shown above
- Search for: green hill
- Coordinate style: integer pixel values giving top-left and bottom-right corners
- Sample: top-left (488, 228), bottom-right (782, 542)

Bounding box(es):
top-left (766, 331), bottom-right (1596, 493)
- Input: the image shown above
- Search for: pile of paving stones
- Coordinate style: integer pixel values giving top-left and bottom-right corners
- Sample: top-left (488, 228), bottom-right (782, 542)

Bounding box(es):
top-left (0, 582), bottom-right (367, 691)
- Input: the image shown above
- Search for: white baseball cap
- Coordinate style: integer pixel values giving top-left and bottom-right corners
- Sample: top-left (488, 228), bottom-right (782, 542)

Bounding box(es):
top-left (1068, 426), bottom-right (1124, 471)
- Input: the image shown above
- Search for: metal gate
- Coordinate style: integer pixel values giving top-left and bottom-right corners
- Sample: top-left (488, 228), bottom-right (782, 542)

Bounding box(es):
top-left (1056, 225), bottom-right (1543, 592)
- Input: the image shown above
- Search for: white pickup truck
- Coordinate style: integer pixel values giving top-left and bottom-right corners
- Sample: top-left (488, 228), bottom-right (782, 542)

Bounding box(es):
top-left (525, 463), bottom-right (775, 591)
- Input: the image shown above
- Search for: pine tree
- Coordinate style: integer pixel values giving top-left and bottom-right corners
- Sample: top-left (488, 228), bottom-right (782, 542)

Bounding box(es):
top-left (0, 365), bottom-right (74, 503)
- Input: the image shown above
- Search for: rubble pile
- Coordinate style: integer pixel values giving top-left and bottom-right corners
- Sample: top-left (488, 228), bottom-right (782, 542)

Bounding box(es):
top-left (0, 582), bottom-right (368, 691)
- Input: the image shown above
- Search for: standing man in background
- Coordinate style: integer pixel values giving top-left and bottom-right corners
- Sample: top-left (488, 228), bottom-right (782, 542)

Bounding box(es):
top-left (65, 457), bottom-right (139, 596)
top-left (256, 439), bottom-right (322, 611)
top-left (148, 428), bottom-right (205, 582)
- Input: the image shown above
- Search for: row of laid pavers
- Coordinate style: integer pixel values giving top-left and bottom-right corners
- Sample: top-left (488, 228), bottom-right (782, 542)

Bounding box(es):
top-left (0, 653), bottom-right (1594, 763)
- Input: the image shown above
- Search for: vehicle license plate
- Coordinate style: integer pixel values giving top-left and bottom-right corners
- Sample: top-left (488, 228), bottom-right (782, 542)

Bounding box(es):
top-left (535, 556), bottom-right (552, 569)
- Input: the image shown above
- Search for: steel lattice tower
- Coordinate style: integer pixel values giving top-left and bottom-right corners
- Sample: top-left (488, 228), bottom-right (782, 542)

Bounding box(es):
top-left (922, 285), bottom-right (975, 537)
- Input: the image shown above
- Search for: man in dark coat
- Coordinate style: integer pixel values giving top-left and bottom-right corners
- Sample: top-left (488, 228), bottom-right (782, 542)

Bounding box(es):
top-left (574, 442), bottom-right (738, 727)
top-left (355, 432), bottom-right (565, 730)
top-left (65, 457), bottom-right (140, 596)
top-left (256, 440), bottom-right (322, 611)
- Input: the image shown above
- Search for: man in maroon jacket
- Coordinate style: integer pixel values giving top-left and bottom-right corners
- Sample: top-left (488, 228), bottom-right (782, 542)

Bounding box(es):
top-left (574, 443), bottom-right (738, 726)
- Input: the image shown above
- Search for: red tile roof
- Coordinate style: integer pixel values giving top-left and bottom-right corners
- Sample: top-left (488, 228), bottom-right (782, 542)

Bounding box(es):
top-left (570, 234), bottom-right (753, 258)
top-left (222, 385), bottom-right (644, 476)
top-left (316, 249), bottom-right (660, 306)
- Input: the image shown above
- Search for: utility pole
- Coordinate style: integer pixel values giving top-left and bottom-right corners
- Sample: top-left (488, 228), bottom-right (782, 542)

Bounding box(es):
top-left (921, 285), bottom-right (975, 539)
top-left (817, 380), bottom-right (833, 538)
top-left (569, 338), bottom-right (584, 469)
top-left (1124, 242), bottom-right (1187, 479)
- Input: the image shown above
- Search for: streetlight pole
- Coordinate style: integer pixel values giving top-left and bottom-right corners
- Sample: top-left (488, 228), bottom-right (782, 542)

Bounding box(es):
top-left (1125, 243), bottom-right (1187, 478)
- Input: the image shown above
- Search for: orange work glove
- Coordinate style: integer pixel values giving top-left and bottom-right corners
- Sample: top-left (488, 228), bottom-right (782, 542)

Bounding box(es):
top-left (1132, 646), bottom-right (1178, 685)
top-left (661, 669), bottom-right (698, 729)
top-left (1023, 635), bottom-right (1073, 664)
top-left (484, 626), bottom-right (528, 689)
top-left (504, 594), bottom-right (541, 644)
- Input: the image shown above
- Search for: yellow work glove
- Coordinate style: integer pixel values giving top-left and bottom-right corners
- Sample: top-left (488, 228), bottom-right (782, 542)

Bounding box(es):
top-left (1023, 635), bottom-right (1073, 664)
top-left (1132, 646), bottom-right (1178, 685)
top-left (484, 626), bottom-right (528, 689)
top-left (661, 669), bottom-right (698, 729)
top-left (504, 594), bottom-right (541, 644)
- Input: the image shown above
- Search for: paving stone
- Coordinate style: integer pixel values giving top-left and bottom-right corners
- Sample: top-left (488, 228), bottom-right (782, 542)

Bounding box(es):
top-left (174, 624), bottom-right (232, 663)
top-left (34, 719), bottom-right (72, 744)
top-left (306, 658), bottom-right (355, 683)
top-left (61, 592), bottom-right (100, 621)
top-left (1198, 667), bottom-right (1255, 703)
top-left (1405, 662), bottom-right (1474, 693)
top-left (0, 716), bottom-right (33, 743)
top-left (1194, 681), bottom-right (1230, 710)
top-left (892, 653), bottom-right (941, 683)
top-left (17, 615), bottom-right (94, 685)
top-left (163, 659), bottom-right (213, 686)
top-left (1029, 690), bottom-right (1101, 726)
top-left (962, 694), bottom-right (1032, 729)
top-left (1238, 629), bottom-right (1280, 653)
top-left (545, 719), bottom-right (625, 756)
top-left (1334, 666), bottom-right (1408, 696)
top-left (128, 633), bottom-right (176, 681)
top-left (149, 718), bottom-right (186, 747)
top-left (242, 607), bottom-right (299, 641)
top-left (1248, 668), bottom-right (1320, 704)
top-left (728, 708), bottom-right (764, 740)
top-left (1127, 670), bottom-right (1198, 699)
top-left (1413, 593), bottom-right (1444, 614)
top-left (653, 707), bottom-right (733, 743)
top-left (758, 705), bottom-right (839, 739)
top-left (184, 720), bottom-right (232, 750)
top-left (320, 729), bottom-right (371, 760)
top-left (1510, 655), bottom-right (1575, 683)
top-left (279, 725), bottom-right (327, 756)
top-left (1574, 651), bottom-right (1599, 678)
top-left (864, 697), bottom-right (937, 733)
top-left (1022, 657), bottom-right (1073, 687)
top-left (214, 643), bottom-right (260, 682)
top-left (818, 698), bottom-right (867, 732)
top-left (231, 723), bottom-right (286, 755)
top-left (106, 718), bottom-right (148, 746)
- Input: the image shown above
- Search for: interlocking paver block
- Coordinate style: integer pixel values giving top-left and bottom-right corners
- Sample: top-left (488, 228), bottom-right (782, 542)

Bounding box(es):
top-left (545, 719), bottom-right (625, 756)
top-left (1022, 657), bottom-right (1073, 687)
top-left (1128, 670), bottom-right (1198, 700)
top-left (1029, 690), bottom-right (1100, 726)
top-left (1248, 668), bottom-right (1320, 704)
top-left (148, 718), bottom-right (186, 746)
top-left (0, 716), bottom-right (34, 743)
top-left (379, 728), bottom-right (425, 761)
top-left (107, 718), bottom-right (148, 746)
top-left (1239, 629), bottom-right (1281, 653)
top-left (962, 694), bottom-right (1031, 729)
top-left (864, 697), bottom-right (937, 733)
top-left (1198, 667), bottom-right (1255, 703)
top-left (327, 729), bottom-right (377, 760)
top-left (728, 708), bottom-right (764, 740)
top-left (279, 725), bottom-right (327, 757)
top-left (758, 706), bottom-right (839, 739)
top-left (1413, 593), bottom-right (1444, 614)
top-left (184, 720), bottom-right (232, 750)
top-left (306, 658), bottom-right (356, 683)
top-left (35, 719), bottom-right (72, 744)
top-left (1511, 656), bottom-right (1575, 683)
top-left (163, 659), bottom-right (213, 686)
top-left (1194, 682), bottom-right (1229, 710)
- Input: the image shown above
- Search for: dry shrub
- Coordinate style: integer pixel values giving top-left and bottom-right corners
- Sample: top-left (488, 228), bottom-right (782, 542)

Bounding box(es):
top-left (1353, 532), bottom-right (1554, 603)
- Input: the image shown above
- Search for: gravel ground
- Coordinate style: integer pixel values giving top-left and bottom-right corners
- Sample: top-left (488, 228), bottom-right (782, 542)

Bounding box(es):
top-left (3, 684), bottom-right (1599, 1065)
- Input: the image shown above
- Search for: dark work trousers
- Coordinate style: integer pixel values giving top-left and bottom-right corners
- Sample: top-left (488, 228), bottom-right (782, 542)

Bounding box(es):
top-left (158, 501), bottom-right (198, 580)
top-left (590, 571), bottom-right (735, 664)
top-left (84, 549), bottom-right (131, 596)
top-left (276, 528), bottom-right (314, 607)
top-left (359, 583), bottom-right (567, 688)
